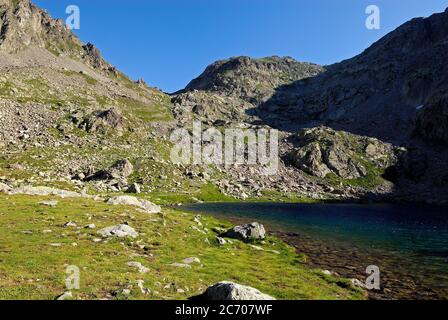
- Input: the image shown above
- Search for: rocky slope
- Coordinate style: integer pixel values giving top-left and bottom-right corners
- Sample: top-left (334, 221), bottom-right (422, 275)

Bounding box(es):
top-left (258, 8), bottom-right (448, 144)
top-left (171, 8), bottom-right (448, 203)
top-left (1, 0), bottom-right (447, 205)
top-left (172, 56), bottom-right (323, 125)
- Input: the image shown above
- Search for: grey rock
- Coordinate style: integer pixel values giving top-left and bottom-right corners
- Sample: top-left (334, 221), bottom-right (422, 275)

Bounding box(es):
top-left (38, 200), bottom-right (58, 207)
top-left (203, 281), bottom-right (275, 300)
top-left (126, 183), bottom-right (141, 194)
top-left (127, 261), bottom-right (150, 274)
top-left (223, 222), bottom-right (266, 242)
top-left (107, 195), bottom-right (161, 213)
top-left (55, 291), bottom-right (73, 300)
top-left (182, 257), bottom-right (201, 265)
top-left (98, 224), bottom-right (138, 238)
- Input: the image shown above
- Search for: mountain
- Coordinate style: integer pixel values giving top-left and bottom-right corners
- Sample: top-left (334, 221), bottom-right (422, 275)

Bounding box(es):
top-left (0, 0), bottom-right (447, 205)
top-left (172, 56), bottom-right (323, 125)
top-left (257, 8), bottom-right (448, 144)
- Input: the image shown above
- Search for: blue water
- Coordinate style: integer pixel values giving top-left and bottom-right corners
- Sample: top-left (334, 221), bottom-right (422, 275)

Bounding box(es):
top-left (182, 202), bottom-right (448, 296)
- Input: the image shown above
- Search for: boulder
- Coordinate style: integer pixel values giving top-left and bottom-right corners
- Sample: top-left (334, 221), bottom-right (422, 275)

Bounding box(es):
top-left (88, 159), bottom-right (134, 181)
top-left (107, 195), bottom-right (161, 213)
top-left (0, 182), bottom-right (11, 192)
top-left (202, 282), bottom-right (275, 300)
top-left (98, 224), bottom-right (138, 238)
top-left (182, 257), bottom-right (201, 265)
top-left (223, 222), bottom-right (266, 242)
top-left (127, 261), bottom-right (149, 274)
top-left (126, 183), bottom-right (141, 194)
top-left (80, 108), bottom-right (124, 134)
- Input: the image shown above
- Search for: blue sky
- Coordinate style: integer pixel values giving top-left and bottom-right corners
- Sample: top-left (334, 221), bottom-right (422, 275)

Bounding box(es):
top-left (34, 0), bottom-right (448, 93)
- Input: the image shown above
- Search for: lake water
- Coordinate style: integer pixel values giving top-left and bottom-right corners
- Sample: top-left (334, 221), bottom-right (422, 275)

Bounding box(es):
top-left (182, 202), bottom-right (448, 299)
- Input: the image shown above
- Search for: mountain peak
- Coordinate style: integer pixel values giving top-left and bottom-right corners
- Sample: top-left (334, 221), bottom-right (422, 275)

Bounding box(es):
top-left (0, 0), bottom-right (116, 75)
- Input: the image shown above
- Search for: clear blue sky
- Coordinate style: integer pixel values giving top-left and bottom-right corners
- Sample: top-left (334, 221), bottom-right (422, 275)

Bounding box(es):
top-left (34, 0), bottom-right (448, 93)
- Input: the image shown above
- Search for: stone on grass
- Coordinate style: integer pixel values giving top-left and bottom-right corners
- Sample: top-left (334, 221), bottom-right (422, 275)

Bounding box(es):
top-left (127, 261), bottom-right (150, 274)
top-left (56, 291), bottom-right (73, 300)
top-left (0, 182), bottom-right (11, 192)
top-left (98, 224), bottom-right (138, 238)
top-left (223, 222), bottom-right (266, 242)
top-left (216, 237), bottom-right (227, 245)
top-left (38, 200), bottom-right (58, 207)
top-left (202, 282), bottom-right (275, 300)
top-left (9, 186), bottom-right (83, 198)
top-left (107, 195), bottom-right (161, 213)
top-left (169, 263), bottom-right (192, 269)
top-left (182, 257), bottom-right (201, 265)
top-left (126, 183), bottom-right (141, 194)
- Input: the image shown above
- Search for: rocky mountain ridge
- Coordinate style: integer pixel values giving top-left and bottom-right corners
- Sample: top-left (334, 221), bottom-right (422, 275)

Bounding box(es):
top-left (0, 1), bottom-right (447, 204)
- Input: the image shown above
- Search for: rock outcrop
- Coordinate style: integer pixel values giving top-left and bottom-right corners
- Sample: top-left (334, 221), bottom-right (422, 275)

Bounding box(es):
top-left (290, 127), bottom-right (396, 179)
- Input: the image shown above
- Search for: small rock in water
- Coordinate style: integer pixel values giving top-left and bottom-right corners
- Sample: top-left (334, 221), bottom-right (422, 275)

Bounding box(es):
top-left (350, 278), bottom-right (367, 289)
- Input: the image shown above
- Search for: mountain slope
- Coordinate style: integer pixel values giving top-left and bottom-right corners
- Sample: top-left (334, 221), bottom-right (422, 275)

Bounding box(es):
top-left (172, 56), bottom-right (323, 125)
top-left (259, 8), bottom-right (448, 144)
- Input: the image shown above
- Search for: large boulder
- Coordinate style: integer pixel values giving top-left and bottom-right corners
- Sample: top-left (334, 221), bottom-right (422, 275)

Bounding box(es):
top-left (107, 195), bottom-right (161, 213)
top-left (98, 224), bottom-right (138, 238)
top-left (202, 282), bottom-right (275, 300)
top-left (87, 159), bottom-right (134, 182)
top-left (223, 222), bottom-right (266, 242)
top-left (80, 108), bottom-right (124, 134)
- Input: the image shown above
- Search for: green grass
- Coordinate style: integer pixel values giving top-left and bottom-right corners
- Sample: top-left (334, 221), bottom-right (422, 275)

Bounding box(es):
top-left (0, 194), bottom-right (364, 300)
top-left (118, 96), bottom-right (173, 122)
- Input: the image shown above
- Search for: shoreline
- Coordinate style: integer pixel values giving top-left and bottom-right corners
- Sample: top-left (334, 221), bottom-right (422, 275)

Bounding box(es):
top-left (202, 213), bottom-right (446, 300)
